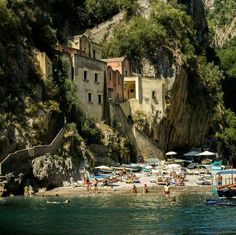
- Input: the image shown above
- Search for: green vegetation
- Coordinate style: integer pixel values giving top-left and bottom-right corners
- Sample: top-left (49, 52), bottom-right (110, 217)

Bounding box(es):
top-left (217, 39), bottom-right (236, 78)
top-left (207, 0), bottom-right (236, 27)
top-left (215, 38), bottom-right (236, 114)
top-left (105, 2), bottom-right (195, 66)
top-left (206, 1), bottom-right (236, 160)
top-left (86, 0), bottom-right (138, 23)
top-left (218, 110), bottom-right (236, 159)
top-left (197, 56), bottom-right (224, 108)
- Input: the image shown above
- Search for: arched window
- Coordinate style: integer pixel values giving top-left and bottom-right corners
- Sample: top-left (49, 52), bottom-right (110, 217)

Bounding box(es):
top-left (152, 91), bottom-right (156, 98)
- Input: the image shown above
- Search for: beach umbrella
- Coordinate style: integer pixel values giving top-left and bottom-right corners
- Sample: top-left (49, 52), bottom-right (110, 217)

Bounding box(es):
top-left (165, 151), bottom-right (177, 156)
top-left (94, 165), bottom-right (112, 171)
top-left (197, 151), bottom-right (215, 156)
top-left (183, 151), bottom-right (199, 157)
top-left (165, 151), bottom-right (177, 159)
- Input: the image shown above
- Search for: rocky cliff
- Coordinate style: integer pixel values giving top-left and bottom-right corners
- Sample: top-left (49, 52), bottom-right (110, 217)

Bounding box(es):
top-left (155, 64), bottom-right (212, 152)
top-left (153, 0), bottom-right (213, 152)
top-left (204, 0), bottom-right (236, 48)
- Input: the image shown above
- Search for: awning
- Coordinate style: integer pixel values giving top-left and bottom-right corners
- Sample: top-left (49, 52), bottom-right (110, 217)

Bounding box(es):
top-left (183, 151), bottom-right (200, 157)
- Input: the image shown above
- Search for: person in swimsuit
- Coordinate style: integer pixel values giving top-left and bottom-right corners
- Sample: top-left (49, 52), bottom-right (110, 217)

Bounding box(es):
top-left (217, 174), bottom-right (223, 187)
top-left (164, 183), bottom-right (170, 195)
top-left (143, 184), bottom-right (148, 193)
top-left (133, 185), bottom-right (137, 196)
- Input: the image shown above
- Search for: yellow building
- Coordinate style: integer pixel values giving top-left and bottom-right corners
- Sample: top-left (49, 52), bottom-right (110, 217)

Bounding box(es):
top-left (123, 76), bottom-right (165, 122)
top-left (69, 34), bottom-right (103, 60)
top-left (35, 51), bottom-right (52, 80)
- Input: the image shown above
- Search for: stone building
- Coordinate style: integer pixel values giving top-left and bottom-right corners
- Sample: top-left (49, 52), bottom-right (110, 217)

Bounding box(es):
top-left (56, 44), bottom-right (108, 122)
top-left (102, 56), bottom-right (132, 77)
top-left (69, 34), bottom-right (103, 60)
top-left (102, 56), bottom-right (131, 103)
top-left (35, 51), bottom-right (52, 80)
top-left (106, 66), bottom-right (124, 103)
top-left (73, 53), bottom-right (107, 121)
top-left (123, 76), bottom-right (165, 123)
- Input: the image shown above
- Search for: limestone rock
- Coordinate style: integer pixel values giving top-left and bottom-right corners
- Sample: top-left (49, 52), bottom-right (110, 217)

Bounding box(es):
top-left (155, 65), bottom-right (212, 151)
top-left (32, 155), bottom-right (79, 188)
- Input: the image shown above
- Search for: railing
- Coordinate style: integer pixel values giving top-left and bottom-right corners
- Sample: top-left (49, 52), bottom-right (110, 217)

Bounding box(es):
top-left (0, 127), bottom-right (65, 175)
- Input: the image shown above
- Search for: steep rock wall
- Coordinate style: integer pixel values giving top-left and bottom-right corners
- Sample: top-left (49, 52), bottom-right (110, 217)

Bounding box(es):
top-left (155, 65), bottom-right (212, 152)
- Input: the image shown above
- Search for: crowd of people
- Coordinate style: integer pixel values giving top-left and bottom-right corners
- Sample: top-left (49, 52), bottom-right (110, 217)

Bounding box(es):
top-left (82, 169), bottom-right (181, 196)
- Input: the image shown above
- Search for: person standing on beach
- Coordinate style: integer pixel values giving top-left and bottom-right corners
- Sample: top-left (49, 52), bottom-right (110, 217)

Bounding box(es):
top-left (133, 185), bottom-right (137, 196)
top-left (143, 184), bottom-right (148, 193)
top-left (93, 178), bottom-right (99, 194)
top-left (164, 183), bottom-right (170, 195)
top-left (85, 177), bottom-right (91, 193)
top-left (216, 174), bottom-right (223, 187)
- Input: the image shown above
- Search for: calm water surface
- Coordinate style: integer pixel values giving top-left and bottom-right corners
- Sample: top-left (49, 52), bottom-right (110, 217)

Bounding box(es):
top-left (0, 192), bottom-right (235, 234)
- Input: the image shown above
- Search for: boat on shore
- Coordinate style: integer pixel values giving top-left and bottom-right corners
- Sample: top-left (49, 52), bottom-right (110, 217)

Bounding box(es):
top-left (215, 170), bottom-right (236, 198)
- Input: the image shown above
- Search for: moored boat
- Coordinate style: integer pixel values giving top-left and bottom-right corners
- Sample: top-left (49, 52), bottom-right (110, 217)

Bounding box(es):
top-left (215, 170), bottom-right (236, 198)
top-left (205, 199), bottom-right (236, 206)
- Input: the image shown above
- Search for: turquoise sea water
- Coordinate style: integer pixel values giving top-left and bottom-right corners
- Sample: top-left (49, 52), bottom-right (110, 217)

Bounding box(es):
top-left (0, 192), bottom-right (236, 235)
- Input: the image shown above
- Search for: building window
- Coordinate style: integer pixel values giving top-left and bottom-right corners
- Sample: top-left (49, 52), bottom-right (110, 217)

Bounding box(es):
top-left (152, 91), bottom-right (156, 98)
top-left (130, 89), bottom-right (134, 93)
top-left (125, 70), bottom-right (128, 76)
top-left (84, 71), bottom-right (88, 80)
top-left (95, 73), bottom-right (98, 82)
top-left (93, 50), bottom-right (96, 58)
top-left (109, 71), bottom-right (112, 80)
top-left (98, 94), bottom-right (102, 104)
top-left (88, 92), bottom-right (92, 103)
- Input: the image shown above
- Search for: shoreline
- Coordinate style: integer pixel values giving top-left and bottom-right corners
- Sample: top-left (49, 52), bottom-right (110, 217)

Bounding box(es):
top-left (35, 173), bottom-right (215, 197)
top-left (36, 184), bottom-right (213, 197)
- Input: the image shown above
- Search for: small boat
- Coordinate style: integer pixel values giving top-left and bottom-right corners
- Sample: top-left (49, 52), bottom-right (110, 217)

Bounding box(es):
top-left (205, 199), bottom-right (236, 207)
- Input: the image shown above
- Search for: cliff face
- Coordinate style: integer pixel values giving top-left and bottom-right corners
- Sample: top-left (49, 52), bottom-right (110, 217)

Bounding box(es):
top-left (155, 65), bottom-right (212, 152)
top-left (148, 0), bottom-right (214, 152)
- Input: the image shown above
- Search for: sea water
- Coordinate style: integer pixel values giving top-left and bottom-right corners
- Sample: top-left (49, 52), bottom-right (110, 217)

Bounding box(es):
top-left (0, 192), bottom-right (236, 234)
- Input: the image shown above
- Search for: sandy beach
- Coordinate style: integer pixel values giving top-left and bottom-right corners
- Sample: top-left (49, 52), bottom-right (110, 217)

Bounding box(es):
top-left (36, 173), bottom-right (213, 197)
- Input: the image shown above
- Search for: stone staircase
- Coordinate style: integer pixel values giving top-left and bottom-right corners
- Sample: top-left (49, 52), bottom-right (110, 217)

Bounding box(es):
top-left (86, 12), bottom-right (125, 42)
top-left (0, 127), bottom-right (66, 176)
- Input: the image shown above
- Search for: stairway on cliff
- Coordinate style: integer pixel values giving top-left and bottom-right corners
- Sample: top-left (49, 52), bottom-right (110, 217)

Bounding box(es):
top-left (85, 11), bottom-right (125, 43)
top-left (111, 102), bottom-right (163, 161)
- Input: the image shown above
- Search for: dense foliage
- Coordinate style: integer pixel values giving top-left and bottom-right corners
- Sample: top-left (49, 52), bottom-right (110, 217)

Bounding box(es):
top-left (215, 38), bottom-right (236, 113)
top-left (207, 0), bottom-right (236, 27)
top-left (206, 0), bottom-right (236, 160)
top-left (105, 2), bottom-right (195, 65)
top-left (218, 110), bottom-right (236, 159)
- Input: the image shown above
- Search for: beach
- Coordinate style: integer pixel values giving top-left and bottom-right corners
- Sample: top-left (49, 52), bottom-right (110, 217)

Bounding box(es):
top-left (36, 173), bottom-right (213, 197)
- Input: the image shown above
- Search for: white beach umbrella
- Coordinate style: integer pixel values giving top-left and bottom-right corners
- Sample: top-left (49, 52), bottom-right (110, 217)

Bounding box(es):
top-left (94, 165), bottom-right (113, 170)
top-left (197, 151), bottom-right (215, 156)
top-left (165, 151), bottom-right (177, 156)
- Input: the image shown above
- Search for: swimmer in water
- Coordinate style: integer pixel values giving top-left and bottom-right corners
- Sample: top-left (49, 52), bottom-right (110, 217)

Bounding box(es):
top-left (47, 200), bottom-right (70, 204)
